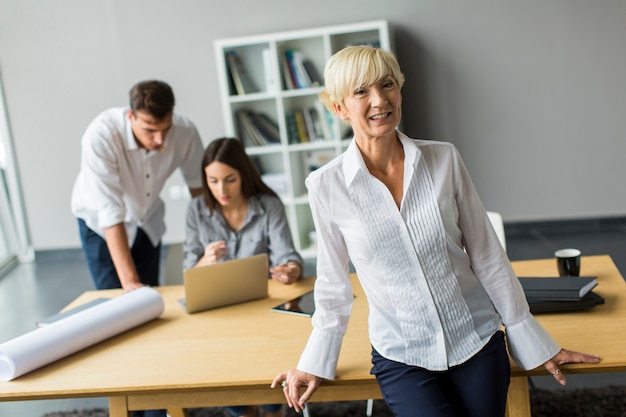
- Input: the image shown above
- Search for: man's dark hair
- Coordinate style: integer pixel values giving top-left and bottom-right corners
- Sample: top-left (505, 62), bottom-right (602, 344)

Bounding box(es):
top-left (129, 80), bottom-right (175, 120)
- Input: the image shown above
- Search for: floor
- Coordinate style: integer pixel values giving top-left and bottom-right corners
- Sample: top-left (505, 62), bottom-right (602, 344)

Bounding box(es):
top-left (0, 217), bottom-right (625, 417)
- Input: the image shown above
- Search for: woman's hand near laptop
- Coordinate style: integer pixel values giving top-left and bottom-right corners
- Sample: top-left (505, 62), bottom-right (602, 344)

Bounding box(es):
top-left (194, 240), bottom-right (227, 267)
top-left (194, 239), bottom-right (301, 284)
top-left (270, 261), bottom-right (301, 284)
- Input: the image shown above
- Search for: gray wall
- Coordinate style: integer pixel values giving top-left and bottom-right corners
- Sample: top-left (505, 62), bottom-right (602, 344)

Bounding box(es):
top-left (1, 0), bottom-right (625, 250)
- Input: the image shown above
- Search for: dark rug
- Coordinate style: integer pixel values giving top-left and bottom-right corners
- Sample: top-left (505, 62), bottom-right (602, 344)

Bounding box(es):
top-left (41, 385), bottom-right (626, 417)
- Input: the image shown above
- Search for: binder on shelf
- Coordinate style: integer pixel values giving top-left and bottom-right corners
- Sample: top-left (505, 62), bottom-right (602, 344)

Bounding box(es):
top-left (518, 276), bottom-right (598, 301)
top-left (262, 48), bottom-right (276, 92)
top-left (225, 51), bottom-right (259, 95)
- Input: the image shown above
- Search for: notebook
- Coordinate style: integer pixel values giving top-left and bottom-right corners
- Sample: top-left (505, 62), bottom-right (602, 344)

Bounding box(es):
top-left (179, 253), bottom-right (269, 314)
top-left (518, 276), bottom-right (598, 301)
top-left (528, 291), bottom-right (605, 314)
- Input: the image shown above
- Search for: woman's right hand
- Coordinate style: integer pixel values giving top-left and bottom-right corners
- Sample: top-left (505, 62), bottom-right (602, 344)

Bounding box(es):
top-left (195, 240), bottom-right (227, 267)
top-left (271, 369), bottom-right (321, 413)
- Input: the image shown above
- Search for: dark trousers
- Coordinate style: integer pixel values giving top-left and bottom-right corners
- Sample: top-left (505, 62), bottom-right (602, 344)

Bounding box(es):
top-left (371, 331), bottom-right (511, 417)
top-left (78, 219), bottom-right (161, 289)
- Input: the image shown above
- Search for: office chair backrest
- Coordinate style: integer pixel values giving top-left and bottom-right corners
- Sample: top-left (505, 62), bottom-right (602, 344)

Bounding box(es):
top-left (486, 211), bottom-right (506, 251)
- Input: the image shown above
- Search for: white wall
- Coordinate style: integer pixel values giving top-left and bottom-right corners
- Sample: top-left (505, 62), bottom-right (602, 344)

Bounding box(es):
top-left (1, 0), bottom-right (625, 250)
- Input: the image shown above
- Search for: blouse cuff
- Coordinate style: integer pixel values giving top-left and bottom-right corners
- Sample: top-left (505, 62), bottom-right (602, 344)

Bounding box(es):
top-left (505, 315), bottom-right (561, 370)
top-left (296, 328), bottom-right (344, 380)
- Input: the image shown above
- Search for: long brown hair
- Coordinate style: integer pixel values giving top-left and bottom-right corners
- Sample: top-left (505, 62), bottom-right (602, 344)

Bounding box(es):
top-left (201, 138), bottom-right (279, 211)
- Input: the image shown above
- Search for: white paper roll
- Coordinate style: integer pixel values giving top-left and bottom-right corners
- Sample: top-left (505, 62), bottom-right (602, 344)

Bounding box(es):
top-left (0, 286), bottom-right (164, 381)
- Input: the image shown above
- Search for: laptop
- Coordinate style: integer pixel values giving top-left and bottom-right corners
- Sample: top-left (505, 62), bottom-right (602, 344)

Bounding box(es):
top-left (179, 253), bottom-right (269, 314)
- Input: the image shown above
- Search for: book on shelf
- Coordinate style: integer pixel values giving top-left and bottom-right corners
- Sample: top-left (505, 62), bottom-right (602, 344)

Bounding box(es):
top-left (284, 49), bottom-right (308, 89)
top-left (285, 113), bottom-right (300, 144)
top-left (518, 276), bottom-right (598, 301)
top-left (250, 113), bottom-right (280, 144)
top-left (302, 59), bottom-right (322, 86)
top-left (314, 101), bottom-right (334, 140)
top-left (302, 108), bottom-right (316, 141)
top-left (283, 49), bottom-right (321, 89)
top-left (286, 106), bottom-right (332, 144)
top-left (225, 50), bottom-right (259, 95)
top-left (236, 110), bottom-right (280, 147)
top-left (282, 53), bottom-right (297, 90)
top-left (293, 110), bottom-right (309, 143)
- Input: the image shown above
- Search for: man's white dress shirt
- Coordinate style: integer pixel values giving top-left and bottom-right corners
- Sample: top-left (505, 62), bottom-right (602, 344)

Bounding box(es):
top-left (71, 107), bottom-right (204, 246)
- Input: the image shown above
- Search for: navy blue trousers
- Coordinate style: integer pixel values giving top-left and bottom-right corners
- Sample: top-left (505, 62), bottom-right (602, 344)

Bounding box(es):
top-left (78, 219), bottom-right (161, 289)
top-left (371, 331), bottom-right (511, 417)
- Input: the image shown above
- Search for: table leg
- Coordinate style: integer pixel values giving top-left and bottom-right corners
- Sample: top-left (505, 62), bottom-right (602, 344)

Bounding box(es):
top-left (109, 396), bottom-right (131, 417)
top-left (505, 376), bottom-right (531, 417)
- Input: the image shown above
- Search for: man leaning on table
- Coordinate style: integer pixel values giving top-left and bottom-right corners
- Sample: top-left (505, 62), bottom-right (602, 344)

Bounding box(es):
top-left (71, 80), bottom-right (204, 294)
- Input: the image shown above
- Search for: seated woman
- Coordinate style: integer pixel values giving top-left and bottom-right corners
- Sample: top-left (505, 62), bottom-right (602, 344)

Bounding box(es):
top-left (184, 137), bottom-right (303, 417)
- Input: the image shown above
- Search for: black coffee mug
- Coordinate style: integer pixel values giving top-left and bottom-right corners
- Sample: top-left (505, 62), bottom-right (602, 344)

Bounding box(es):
top-left (555, 248), bottom-right (581, 276)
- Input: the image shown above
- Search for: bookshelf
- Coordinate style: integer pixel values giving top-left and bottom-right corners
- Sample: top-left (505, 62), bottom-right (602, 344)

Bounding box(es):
top-left (214, 20), bottom-right (392, 259)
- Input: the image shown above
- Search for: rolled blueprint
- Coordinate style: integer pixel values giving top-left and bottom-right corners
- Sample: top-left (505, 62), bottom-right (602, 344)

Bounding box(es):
top-left (0, 286), bottom-right (164, 381)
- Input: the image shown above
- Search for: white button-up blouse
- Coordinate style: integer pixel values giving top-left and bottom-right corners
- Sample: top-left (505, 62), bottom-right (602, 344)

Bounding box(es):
top-left (297, 132), bottom-right (560, 380)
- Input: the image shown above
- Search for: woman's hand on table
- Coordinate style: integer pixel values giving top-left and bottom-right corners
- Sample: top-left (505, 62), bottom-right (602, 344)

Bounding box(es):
top-left (271, 369), bottom-right (321, 413)
top-left (543, 348), bottom-right (601, 385)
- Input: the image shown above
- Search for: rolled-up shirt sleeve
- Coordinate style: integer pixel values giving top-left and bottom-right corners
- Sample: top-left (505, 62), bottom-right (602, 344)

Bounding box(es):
top-left (83, 128), bottom-right (128, 230)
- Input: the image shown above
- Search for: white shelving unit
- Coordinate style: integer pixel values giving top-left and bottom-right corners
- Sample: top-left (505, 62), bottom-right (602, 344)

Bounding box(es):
top-left (214, 20), bottom-right (392, 259)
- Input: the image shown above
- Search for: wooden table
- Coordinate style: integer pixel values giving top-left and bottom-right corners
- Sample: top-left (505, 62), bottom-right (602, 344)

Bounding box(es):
top-left (505, 255), bottom-right (626, 417)
top-left (0, 255), bottom-right (623, 417)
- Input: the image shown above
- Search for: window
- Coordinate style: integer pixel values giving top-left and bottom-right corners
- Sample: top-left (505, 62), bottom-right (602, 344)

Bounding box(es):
top-left (0, 72), bottom-right (33, 277)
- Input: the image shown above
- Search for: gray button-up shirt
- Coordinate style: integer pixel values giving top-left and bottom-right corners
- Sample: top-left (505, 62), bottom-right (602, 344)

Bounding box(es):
top-left (183, 194), bottom-right (303, 270)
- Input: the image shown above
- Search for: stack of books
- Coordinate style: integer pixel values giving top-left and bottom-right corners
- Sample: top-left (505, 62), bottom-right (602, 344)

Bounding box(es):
top-left (286, 102), bottom-right (333, 144)
top-left (282, 49), bottom-right (322, 90)
top-left (518, 276), bottom-right (604, 314)
top-left (235, 110), bottom-right (280, 147)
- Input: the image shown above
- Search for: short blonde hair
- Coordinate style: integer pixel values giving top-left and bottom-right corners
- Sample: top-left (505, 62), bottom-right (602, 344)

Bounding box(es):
top-left (319, 46), bottom-right (405, 115)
